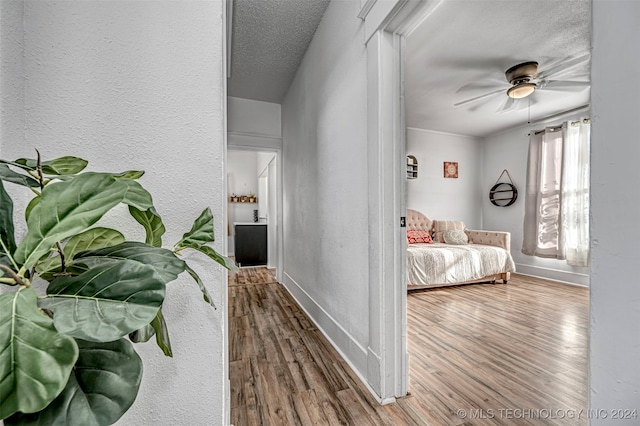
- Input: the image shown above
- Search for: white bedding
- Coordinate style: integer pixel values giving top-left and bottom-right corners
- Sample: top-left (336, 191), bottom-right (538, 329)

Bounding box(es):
top-left (407, 242), bottom-right (516, 287)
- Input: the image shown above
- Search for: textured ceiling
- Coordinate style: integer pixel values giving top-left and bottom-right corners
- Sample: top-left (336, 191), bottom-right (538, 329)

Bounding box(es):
top-left (228, 0), bottom-right (330, 103)
top-left (406, 0), bottom-right (591, 137)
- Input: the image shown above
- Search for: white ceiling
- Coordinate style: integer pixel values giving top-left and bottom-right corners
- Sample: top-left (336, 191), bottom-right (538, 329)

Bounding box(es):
top-left (405, 0), bottom-right (591, 137)
top-left (227, 0), bottom-right (330, 103)
top-left (228, 1), bottom-right (591, 136)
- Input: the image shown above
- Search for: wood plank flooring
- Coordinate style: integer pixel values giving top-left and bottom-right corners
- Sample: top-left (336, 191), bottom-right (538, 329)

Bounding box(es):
top-left (229, 269), bottom-right (588, 425)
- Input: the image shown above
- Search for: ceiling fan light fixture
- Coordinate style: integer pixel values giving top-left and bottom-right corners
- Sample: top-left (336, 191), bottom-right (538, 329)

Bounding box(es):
top-left (507, 83), bottom-right (536, 99)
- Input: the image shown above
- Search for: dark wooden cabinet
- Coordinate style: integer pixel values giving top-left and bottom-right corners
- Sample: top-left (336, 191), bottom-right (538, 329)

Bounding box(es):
top-left (234, 224), bottom-right (267, 267)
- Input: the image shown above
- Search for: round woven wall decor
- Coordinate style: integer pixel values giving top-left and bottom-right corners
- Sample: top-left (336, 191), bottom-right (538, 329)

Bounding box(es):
top-left (489, 182), bottom-right (518, 207)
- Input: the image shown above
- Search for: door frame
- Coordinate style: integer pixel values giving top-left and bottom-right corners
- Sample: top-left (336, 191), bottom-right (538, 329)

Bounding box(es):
top-left (226, 142), bottom-right (284, 282)
top-left (364, 0), bottom-right (444, 401)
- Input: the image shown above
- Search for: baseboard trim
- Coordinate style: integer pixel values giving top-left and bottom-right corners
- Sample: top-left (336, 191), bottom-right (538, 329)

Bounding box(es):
top-left (515, 263), bottom-right (589, 287)
top-left (281, 272), bottom-right (376, 398)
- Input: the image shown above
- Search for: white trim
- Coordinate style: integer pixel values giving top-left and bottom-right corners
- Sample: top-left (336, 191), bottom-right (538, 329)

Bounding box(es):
top-left (384, 0), bottom-right (444, 37)
top-left (515, 264), bottom-right (590, 287)
top-left (358, 0), bottom-right (378, 20)
top-left (365, 29), bottom-right (407, 401)
top-left (227, 132), bottom-right (283, 151)
top-left (362, 0), bottom-right (457, 403)
top-left (407, 126), bottom-right (480, 140)
top-left (226, 0), bottom-right (233, 78)
top-left (222, 2), bottom-right (231, 424)
top-left (227, 130), bottom-right (283, 141)
top-left (281, 273), bottom-right (378, 393)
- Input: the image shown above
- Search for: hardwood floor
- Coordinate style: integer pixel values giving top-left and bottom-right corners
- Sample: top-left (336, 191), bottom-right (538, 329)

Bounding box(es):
top-left (229, 269), bottom-right (588, 425)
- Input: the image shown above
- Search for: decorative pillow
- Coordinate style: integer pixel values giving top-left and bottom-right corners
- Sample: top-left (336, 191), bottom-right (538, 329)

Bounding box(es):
top-left (443, 229), bottom-right (469, 245)
top-left (432, 220), bottom-right (465, 242)
top-left (407, 229), bottom-right (433, 244)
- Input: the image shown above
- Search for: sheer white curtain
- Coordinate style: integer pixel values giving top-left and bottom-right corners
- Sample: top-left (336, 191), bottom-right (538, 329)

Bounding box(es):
top-left (561, 119), bottom-right (590, 266)
top-left (522, 119), bottom-right (590, 266)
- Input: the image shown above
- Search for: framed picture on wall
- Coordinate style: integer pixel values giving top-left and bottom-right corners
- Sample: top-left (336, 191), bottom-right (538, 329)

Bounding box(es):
top-left (444, 161), bottom-right (458, 178)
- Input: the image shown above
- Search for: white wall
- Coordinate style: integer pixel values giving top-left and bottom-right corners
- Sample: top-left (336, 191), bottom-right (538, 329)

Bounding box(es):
top-left (228, 150), bottom-right (258, 201)
top-left (590, 1), bottom-right (640, 422)
top-left (0, 0), bottom-right (24, 157)
top-left (228, 96), bottom-right (281, 137)
top-left (282, 0), bottom-right (371, 376)
top-left (481, 115), bottom-right (590, 286)
top-left (227, 96), bottom-right (282, 150)
top-left (406, 127), bottom-right (482, 229)
top-left (1, 1), bottom-right (228, 424)
top-left (227, 150), bottom-right (259, 256)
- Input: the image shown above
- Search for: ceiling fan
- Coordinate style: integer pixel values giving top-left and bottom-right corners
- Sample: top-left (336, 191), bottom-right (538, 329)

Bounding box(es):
top-left (453, 54), bottom-right (590, 112)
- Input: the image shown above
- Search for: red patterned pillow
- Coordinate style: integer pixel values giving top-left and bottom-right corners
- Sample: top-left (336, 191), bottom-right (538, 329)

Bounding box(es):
top-left (407, 229), bottom-right (433, 244)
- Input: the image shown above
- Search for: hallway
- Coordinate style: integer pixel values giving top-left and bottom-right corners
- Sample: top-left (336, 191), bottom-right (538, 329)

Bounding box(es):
top-left (229, 268), bottom-right (588, 425)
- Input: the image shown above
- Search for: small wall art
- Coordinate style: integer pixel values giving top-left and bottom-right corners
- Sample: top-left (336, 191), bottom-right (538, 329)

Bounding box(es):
top-left (444, 161), bottom-right (458, 178)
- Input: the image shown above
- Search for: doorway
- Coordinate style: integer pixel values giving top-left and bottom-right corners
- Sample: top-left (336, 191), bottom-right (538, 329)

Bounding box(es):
top-left (390, 0), bottom-right (591, 408)
top-left (227, 148), bottom-right (280, 275)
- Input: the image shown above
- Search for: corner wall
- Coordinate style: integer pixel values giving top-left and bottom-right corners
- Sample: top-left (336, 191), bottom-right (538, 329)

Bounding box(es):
top-left (282, 0), bottom-right (371, 375)
top-left (1, 1), bottom-right (228, 424)
top-left (590, 1), bottom-right (640, 421)
top-left (406, 127), bottom-right (482, 229)
top-left (481, 115), bottom-right (590, 286)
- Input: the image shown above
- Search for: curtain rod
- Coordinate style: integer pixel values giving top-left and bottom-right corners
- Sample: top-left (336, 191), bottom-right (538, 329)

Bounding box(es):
top-left (526, 104), bottom-right (590, 136)
top-left (528, 104), bottom-right (590, 126)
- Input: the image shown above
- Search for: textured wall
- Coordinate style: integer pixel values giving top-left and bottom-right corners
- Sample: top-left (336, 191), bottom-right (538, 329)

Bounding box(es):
top-left (227, 96), bottom-right (281, 137)
top-left (481, 116), bottom-right (589, 285)
top-left (0, 0), bottom-right (24, 159)
top-left (590, 2), bottom-right (640, 422)
top-left (406, 128), bottom-right (482, 229)
top-left (282, 0), bottom-right (370, 361)
top-left (1, 1), bottom-right (228, 424)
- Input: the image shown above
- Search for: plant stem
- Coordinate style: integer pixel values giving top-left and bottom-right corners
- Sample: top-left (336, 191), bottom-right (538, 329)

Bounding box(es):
top-left (36, 149), bottom-right (45, 190)
top-left (0, 265), bottom-right (26, 287)
top-left (56, 241), bottom-right (66, 272)
top-left (0, 238), bottom-right (19, 271)
top-left (0, 277), bottom-right (17, 285)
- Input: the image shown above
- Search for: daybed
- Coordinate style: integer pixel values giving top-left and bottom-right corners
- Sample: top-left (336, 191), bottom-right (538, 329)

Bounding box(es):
top-left (406, 209), bottom-right (516, 290)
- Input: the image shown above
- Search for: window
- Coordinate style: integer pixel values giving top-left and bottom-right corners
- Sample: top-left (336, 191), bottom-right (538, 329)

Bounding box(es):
top-left (522, 119), bottom-right (590, 266)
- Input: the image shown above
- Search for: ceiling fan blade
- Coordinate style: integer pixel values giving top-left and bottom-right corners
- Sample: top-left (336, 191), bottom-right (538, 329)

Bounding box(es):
top-left (456, 80), bottom-right (505, 94)
top-left (539, 53), bottom-right (590, 79)
top-left (540, 80), bottom-right (590, 92)
top-left (496, 96), bottom-right (515, 113)
top-left (453, 88), bottom-right (504, 107)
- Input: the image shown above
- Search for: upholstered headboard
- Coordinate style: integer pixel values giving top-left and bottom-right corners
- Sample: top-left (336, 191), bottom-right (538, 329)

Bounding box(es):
top-left (406, 209), bottom-right (432, 232)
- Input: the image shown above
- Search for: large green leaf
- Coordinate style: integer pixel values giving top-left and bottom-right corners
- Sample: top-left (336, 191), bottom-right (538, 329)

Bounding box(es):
top-left (75, 242), bottom-right (185, 283)
top-left (184, 263), bottom-right (215, 307)
top-left (186, 244), bottom-right (238, 272)
top-left (0, 180), bottom-right (16, 256)
top-left (0, 288), bottom-right (79, 418)
top-left (129, 206), bottom-right (166, 247)
top-left (5, 339), bottom-right (143, 426)
top-left (0, 159), bottom-right (34, 171)
top-left (0, 164), bottom-right (39, 188)
top-left (114, 170), bottom-right (145, 180)
top-left (63, 227), bottom-right (126, 259)
top-left (39, 258), bottom-right (166, 342)
top-left (120, 178), bottom-right (153, 211)
top-left (14, 172), bottom-right (129, 270)
top-left (14, 156), bottom-right (88, 175)
top-left (0, 257), bottom-right (14, 280)
top-left (129, 309), bottom-right (172, 357)
top-left (24, 196), bottom-right (40, 222)
top-left (36, 227), bottom-right (125, 280)
top-left (174, 207), bottom-right (215, 249)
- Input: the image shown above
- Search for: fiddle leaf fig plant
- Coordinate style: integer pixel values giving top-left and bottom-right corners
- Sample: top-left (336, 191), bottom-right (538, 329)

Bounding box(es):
top-left (0, 151), bottom-right (237, 425)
